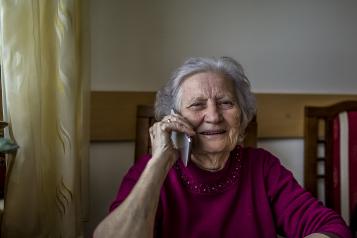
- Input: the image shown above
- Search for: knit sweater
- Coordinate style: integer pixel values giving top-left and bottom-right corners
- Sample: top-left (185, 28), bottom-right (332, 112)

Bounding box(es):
top-left (110, 146), bottom-right (351, 238)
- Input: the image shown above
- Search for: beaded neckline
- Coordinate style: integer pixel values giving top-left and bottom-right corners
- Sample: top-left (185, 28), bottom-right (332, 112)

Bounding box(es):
top-left (174, 147), bottom-right (242, 194)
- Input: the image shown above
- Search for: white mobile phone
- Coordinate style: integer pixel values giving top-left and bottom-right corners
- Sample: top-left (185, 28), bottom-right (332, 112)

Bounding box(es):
top-left (171, 131), bottom-right (192, 166)
top-left (170, 109), bottom-right (192, 166)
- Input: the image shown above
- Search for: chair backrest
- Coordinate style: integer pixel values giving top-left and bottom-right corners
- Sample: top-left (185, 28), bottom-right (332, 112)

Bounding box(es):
top-left (134, 105), bottom-right (257, 162)
top-left (304, 100), bottom-right (357, 230)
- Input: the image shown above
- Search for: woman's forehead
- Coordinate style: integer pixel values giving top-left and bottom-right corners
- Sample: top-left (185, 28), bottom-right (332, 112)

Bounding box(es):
top-left (180, 72), bottom-right (236, 98)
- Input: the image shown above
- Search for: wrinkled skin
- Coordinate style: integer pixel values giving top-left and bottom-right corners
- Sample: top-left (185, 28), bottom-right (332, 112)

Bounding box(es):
top-left (150, 72), bottom-right (241, 171)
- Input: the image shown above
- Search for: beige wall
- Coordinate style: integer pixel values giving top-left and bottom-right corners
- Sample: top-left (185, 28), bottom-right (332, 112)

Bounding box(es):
top-left (90, 0), bottom-right (357, 93)
top-left (86, 0), bottom-right (357, 236)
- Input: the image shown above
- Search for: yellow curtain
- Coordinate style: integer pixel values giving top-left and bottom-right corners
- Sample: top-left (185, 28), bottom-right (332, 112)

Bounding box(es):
top-left (0, 0), bottom-right (89, 237)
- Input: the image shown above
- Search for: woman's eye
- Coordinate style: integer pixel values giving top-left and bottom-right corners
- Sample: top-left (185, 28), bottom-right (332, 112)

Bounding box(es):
top-left (189, 102), bottom-right (205, 109)
top-left (218, 101), bottom-right (234, 109)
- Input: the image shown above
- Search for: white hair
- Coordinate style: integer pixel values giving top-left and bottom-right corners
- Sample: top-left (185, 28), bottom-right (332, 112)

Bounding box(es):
top-left (155, 56), bottom-right (256, 141)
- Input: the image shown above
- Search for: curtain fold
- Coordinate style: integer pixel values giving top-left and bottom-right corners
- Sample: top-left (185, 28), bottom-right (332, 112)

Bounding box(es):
top-left (0, 0), bottom-right (88, 237)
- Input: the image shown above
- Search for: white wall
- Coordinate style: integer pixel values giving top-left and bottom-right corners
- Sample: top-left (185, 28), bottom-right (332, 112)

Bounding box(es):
top-left (91, 0), bottom-right (357, 93)
top-left (85, 142), bottom-right (134, 238)
top-left (258, 139), bottom-right (304, 185)
top-left (86, 0), bottom-right (357, 236)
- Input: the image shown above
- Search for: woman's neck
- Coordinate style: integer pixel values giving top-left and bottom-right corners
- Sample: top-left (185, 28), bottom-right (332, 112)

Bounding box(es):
top-left (190, 151), bottom-right (230, 172)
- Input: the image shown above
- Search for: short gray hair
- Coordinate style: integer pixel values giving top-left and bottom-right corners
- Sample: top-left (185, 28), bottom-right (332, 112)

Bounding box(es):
top-left (155, 56), bottom-right (256, 141)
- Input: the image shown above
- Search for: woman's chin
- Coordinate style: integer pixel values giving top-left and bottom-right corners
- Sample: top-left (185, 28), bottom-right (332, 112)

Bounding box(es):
top-left (193, 143), bottom-right (232, 155)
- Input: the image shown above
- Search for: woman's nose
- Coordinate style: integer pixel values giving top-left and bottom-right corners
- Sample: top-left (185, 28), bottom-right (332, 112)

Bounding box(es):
top-left (204, 103), bottom-right (222, 123)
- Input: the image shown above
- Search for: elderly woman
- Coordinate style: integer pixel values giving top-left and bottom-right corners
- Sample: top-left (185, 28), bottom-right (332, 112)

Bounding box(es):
top-left (94, 57), bottom-right (351, 238)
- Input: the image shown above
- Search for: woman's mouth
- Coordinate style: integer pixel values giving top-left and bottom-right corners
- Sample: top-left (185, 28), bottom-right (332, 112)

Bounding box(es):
top-left (199, 129), bottom-right (226, 135)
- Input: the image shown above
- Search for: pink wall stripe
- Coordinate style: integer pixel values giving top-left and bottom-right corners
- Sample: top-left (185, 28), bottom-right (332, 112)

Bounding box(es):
top-left (333, 116), bottom-right (341, 213)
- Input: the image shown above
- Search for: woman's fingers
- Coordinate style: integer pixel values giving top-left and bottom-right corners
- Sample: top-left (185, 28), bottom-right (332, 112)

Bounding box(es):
top-left (150, 120), bottom-right (172, 145)
top-left (161, 115), bottom-right (195, 136)
top-left (150, 114), bottom-right (195, 156)
top-left (149, 121), bottom-right (179, 166)
top-left (150, 121), bottom-right (175, 157)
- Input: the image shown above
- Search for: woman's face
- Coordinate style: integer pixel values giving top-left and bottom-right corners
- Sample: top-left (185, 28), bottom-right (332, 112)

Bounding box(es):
top-left (178, 72), bottom-right (241, 155)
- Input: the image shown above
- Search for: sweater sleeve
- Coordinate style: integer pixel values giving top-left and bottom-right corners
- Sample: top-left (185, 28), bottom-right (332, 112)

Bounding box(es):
top-left (262, 150), bottom-right (352, 238)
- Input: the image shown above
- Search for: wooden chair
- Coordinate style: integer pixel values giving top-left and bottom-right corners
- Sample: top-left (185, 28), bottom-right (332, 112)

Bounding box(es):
top-left (304, 100), bottom-right (357, 232)
top-left (134, 104), bottom-right (257, 162)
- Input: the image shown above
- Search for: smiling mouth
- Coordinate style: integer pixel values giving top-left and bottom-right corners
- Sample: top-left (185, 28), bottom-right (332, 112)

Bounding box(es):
top-left (199, 130), bottom-right (226, 135)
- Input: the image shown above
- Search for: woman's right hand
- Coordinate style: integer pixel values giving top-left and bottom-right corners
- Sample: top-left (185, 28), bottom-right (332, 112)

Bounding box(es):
top-left (149, 112), bottom-right (195, 166)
